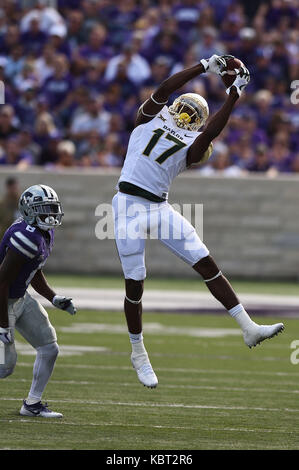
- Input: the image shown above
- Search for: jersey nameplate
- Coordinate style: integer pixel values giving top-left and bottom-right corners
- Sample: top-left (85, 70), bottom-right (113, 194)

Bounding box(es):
top-left (161, 124), bottom-right (184, 142)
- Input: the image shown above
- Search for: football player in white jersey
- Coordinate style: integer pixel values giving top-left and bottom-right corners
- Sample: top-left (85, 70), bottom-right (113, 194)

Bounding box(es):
top-left (112, 54), bottom-right (284, 388)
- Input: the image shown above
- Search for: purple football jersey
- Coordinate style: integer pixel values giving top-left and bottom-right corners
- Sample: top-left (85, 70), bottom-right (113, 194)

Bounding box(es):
top-left (0, 217), bottom-right (54, 298)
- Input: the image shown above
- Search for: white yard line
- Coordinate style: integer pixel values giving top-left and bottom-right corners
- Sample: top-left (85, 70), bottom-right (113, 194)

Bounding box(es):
top-left (8, 378), bottom-right (96, 385)
top-left (5, 378), bottom-right (299, 394)
top-left (28, 286), bottom-right (299, 314)
top-left (57, 322), bottom-right (242, 338)
top-left (1, 396), bottom-right (299, 413)
top-left (16, 362), bottom-right (299, 377)
top-left (2, 418), bottom-right (191, 430)
top-left (13, 341), bottom-right (109, 357)
top-left (1, 418), bottom-right (298, 437)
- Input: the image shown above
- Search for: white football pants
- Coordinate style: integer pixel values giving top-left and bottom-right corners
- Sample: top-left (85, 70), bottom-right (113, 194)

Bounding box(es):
top-left (112, 192), bottom-right (209, 280)
top-left (0, 292), bottom-right (57, 378)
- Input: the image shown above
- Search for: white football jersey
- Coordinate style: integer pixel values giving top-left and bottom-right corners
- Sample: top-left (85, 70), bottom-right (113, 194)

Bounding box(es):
top-left (118, 106), bottom-right (199, 200)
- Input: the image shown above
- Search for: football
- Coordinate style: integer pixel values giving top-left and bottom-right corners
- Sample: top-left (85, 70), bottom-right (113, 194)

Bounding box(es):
top-left (221, 57), bottom-right (244, 87)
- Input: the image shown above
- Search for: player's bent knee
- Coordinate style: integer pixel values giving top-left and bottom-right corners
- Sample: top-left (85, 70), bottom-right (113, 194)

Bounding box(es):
top-left (48, 342), bottom-right (59, 359)
top-left (125, 278), bottom-right (144, 302)
top-left (192, 254), bottom-right (212, 272)
top-left (0, 366), bottom-right (15, 379)
top-left (37, 341), bottom-right (59, 359)
top-left (193, 255), bottom-right (221, 279)
top-left (123, 265), bottom-right (146, 283)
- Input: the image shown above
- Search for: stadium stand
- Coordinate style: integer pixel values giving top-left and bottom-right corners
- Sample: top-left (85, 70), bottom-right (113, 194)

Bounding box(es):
top-left (0, 0), bottom-right (298, 174)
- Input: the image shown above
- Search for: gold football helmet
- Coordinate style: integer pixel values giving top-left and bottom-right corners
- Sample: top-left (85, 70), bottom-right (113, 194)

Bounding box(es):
top-left (168, 93), bottom-right (209, 131)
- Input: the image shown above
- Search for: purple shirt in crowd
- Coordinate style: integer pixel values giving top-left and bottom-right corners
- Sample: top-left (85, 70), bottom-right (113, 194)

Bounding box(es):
top-left (42, 74), bottom-right (73, 109)
top-left (0, 217), bottom-right (54, 298)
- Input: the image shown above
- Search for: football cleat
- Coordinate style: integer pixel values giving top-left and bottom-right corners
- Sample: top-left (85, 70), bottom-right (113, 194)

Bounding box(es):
top-left (243, 322), bottom-right (284, 348)
top-left (131, 352), bottom-right (158, 388)
top-left (20, 400), bottom-right (63, 418)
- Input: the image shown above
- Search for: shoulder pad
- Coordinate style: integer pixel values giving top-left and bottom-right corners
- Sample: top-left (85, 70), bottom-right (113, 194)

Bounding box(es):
top-left (8, 223), bottom-right (42, 260)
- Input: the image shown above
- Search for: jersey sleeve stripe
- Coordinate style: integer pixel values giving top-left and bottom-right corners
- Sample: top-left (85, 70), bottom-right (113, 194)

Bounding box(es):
top-left (9, 237), bottom-right (35, 259)
top-left (14, 231), bottom-right (38, 251)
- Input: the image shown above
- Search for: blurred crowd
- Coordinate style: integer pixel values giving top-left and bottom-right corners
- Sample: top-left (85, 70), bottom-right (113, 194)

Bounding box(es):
top-left (0, 0), bottom-right (298, 176)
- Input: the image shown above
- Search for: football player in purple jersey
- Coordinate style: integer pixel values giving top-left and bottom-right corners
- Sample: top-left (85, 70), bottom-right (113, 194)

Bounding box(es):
top-left (0, 184), bottom-right (76, 418)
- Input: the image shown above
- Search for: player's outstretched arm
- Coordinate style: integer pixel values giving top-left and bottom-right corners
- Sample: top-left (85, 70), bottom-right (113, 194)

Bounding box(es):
top-left (31, 270), bottom-right (77, 315)
top-left (135, 55), bottom-right (227, 127)
top-left (186, 66), bottom-right (250, 167)
top-left (186, 88), bottom-right (239, 166)
top-left (0, 249), bottom-right (26, 342)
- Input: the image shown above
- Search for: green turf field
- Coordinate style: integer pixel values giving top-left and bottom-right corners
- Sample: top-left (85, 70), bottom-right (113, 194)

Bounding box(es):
top-left (1, 307), bottom-right (299, 450)
top-left (46, 273), bottom-right (299, 296)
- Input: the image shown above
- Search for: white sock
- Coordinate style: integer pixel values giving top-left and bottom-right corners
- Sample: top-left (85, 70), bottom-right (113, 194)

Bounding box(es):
top-left (129, 332), bottom-right (147, 355)
top-left (129, 332), bottom-right (143, 344)
top-left (228, 304), bottom-right (256, 331)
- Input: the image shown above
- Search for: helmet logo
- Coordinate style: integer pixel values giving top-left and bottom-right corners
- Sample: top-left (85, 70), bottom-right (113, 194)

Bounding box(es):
top-left (178, 112), bottom-right (191, 124)
top-left (22, 191), bottom-right (33, 204)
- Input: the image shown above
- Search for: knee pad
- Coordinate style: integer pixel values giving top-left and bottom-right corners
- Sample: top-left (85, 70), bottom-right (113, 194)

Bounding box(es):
top-left (37, 342), bottom-right (59, 359)
top-left (125, 279), bottom-right (144, 302)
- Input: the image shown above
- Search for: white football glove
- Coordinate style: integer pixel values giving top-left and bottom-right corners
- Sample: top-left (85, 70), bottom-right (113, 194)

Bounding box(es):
top-left (226, 65), bottom-right (250, 97)
top-left (0, 327), bottom-right (13, 344)
top-left (52, 295), bottom-right (77, 315)
top-left (200, 54), bottom-right (235, 75)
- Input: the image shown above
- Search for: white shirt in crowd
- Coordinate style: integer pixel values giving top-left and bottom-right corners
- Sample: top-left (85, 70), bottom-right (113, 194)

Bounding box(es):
top-left (71, 111), bottom-right (111, 137)
top-left (104, 54), bottom-right (151, 85)
top-left (20, 7), bottom-right (65, 33)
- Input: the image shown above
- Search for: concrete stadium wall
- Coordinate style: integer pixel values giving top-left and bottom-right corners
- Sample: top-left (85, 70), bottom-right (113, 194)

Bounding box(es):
top-left (0, 167), bottom-right (299, 280)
